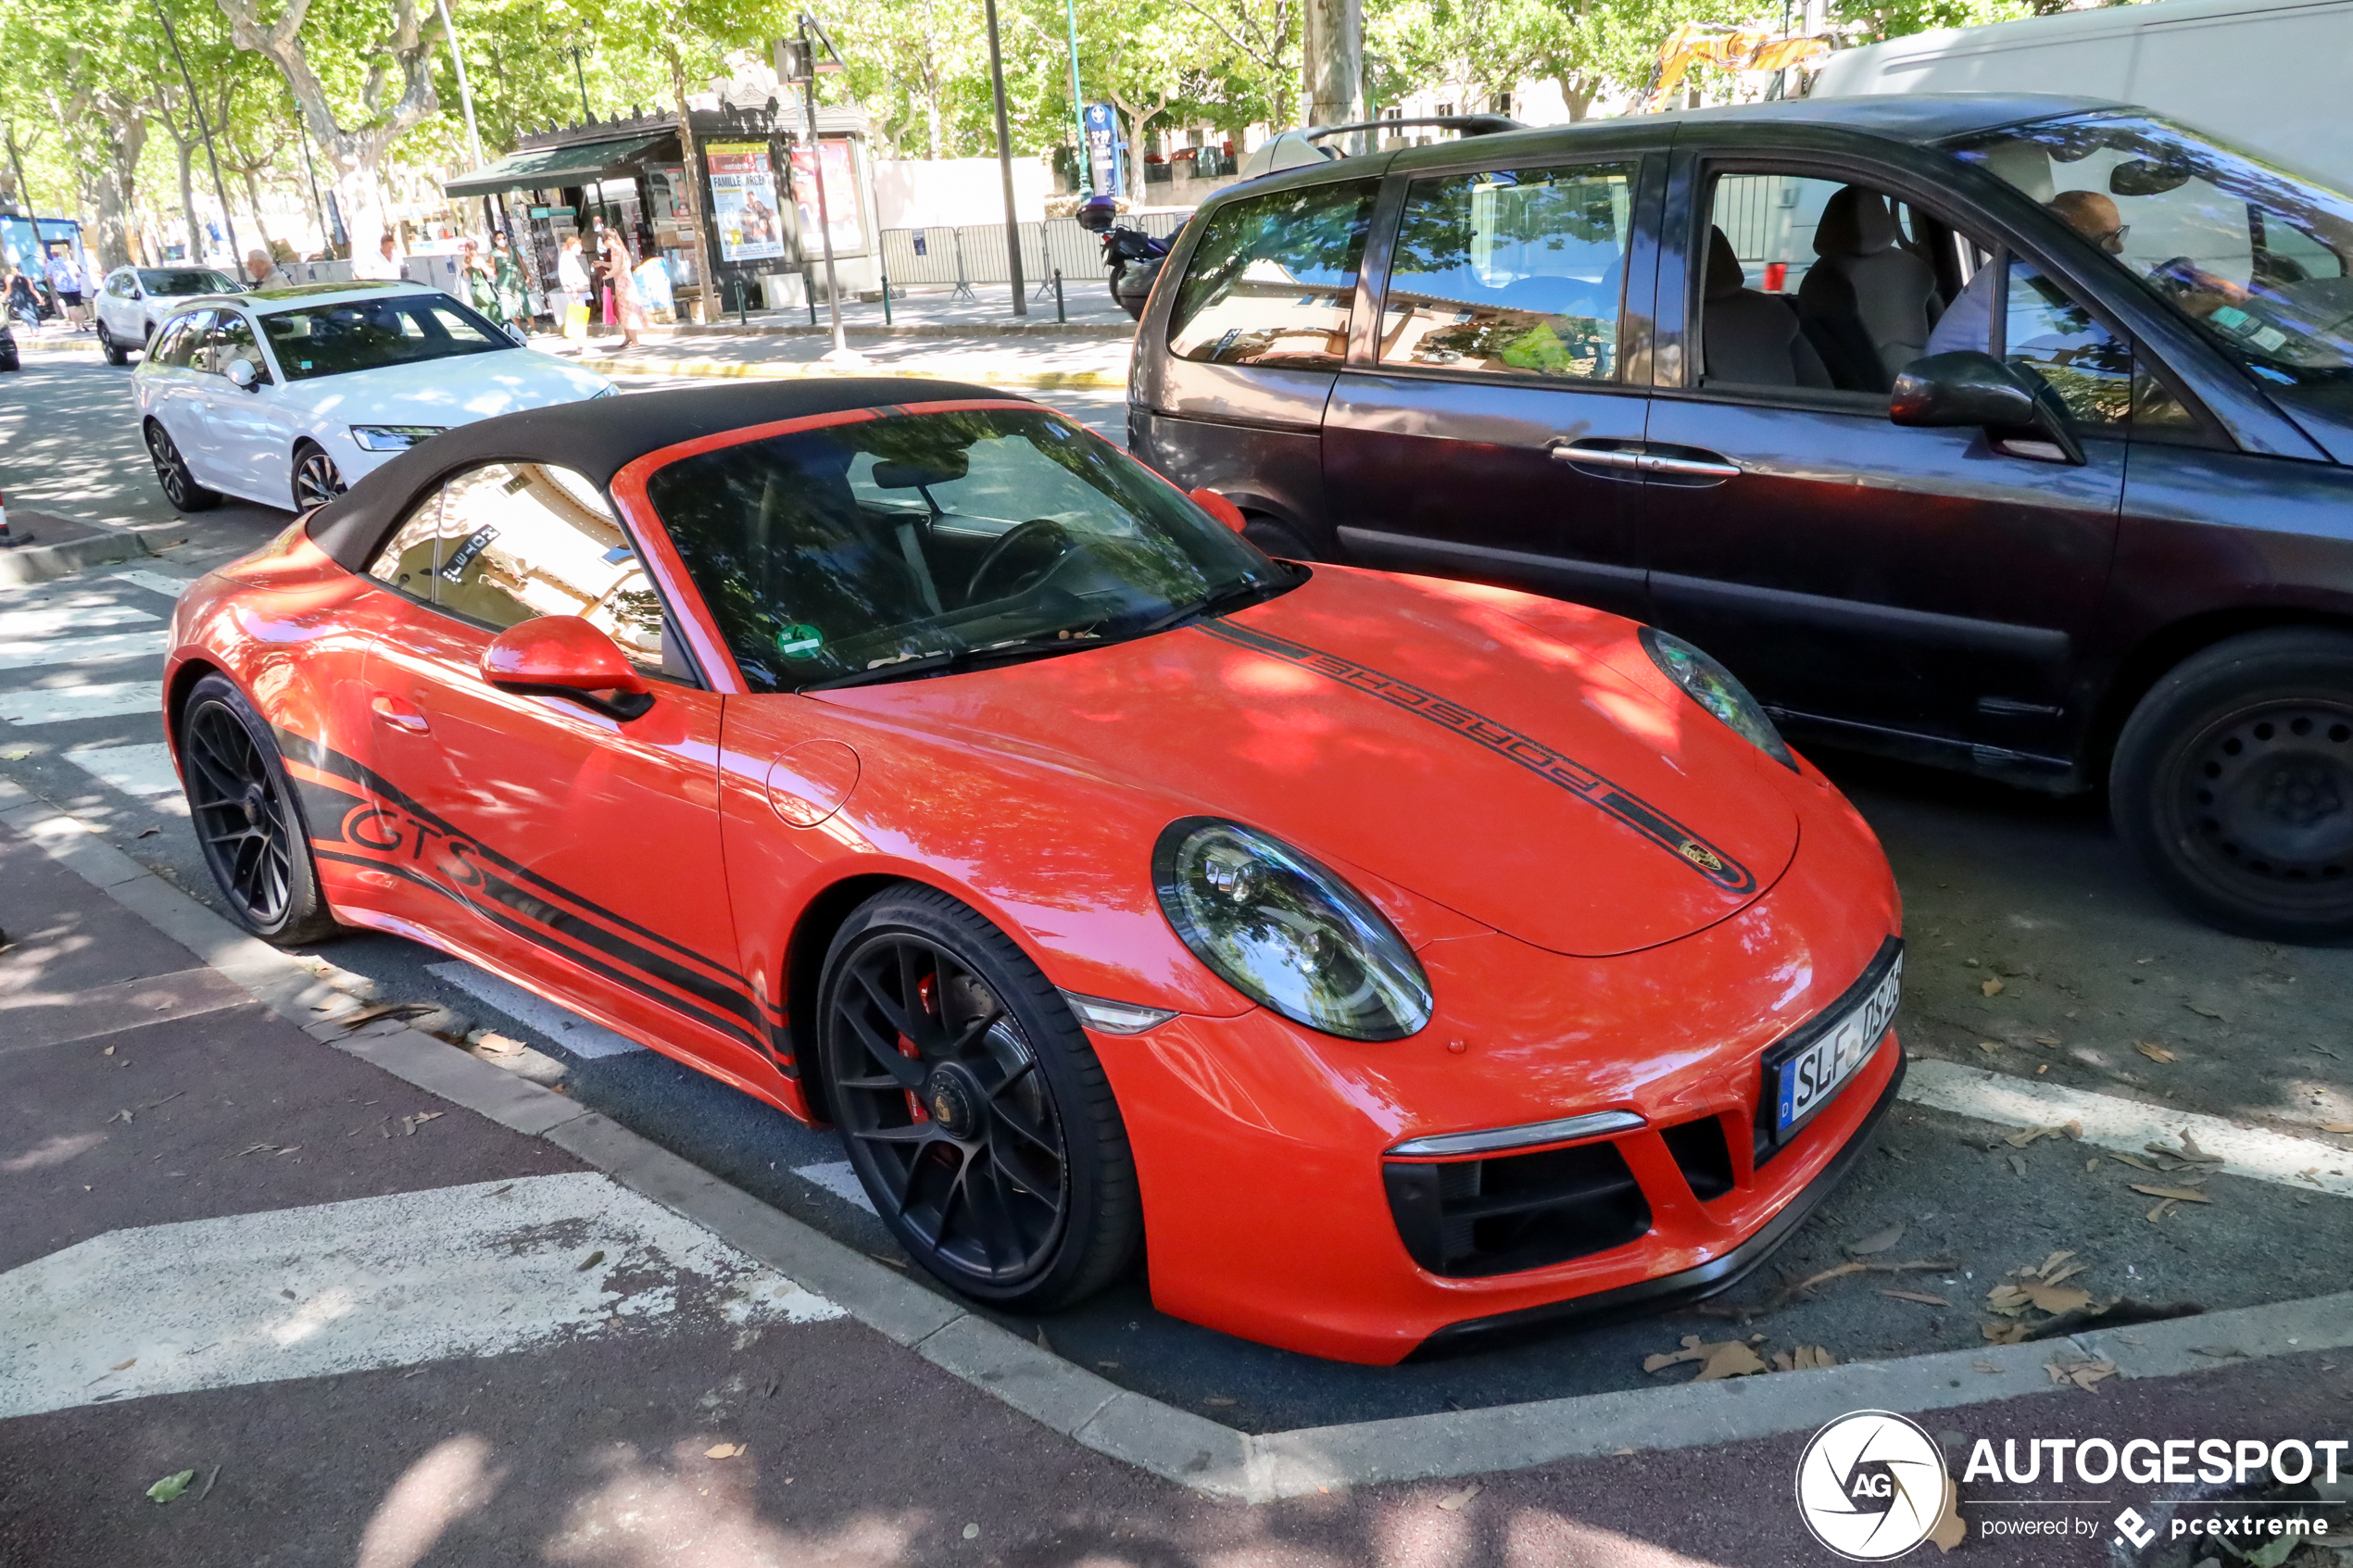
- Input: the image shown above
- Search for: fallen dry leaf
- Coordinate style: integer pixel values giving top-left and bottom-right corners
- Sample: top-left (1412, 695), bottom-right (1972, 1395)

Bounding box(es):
top-left (1982, 1321), bottom-right (2033, 1345)
top-left (1986, 1283), bottom-right (2032, 1316)
top-left (474, 1032), bottom-right (525, 1057)
top-left (1643, 1335), bottom-right (1713, 1374)
top-left (2005, 1124), bottom-right (2068, 1148)
top-left (2178, 1130), bottom-right (2221, 1162)
top-left (1881, 1288), bottom-right (1951, 1307)
top-left (1788, 1345), bottom-right (1837, 1371)
top-left (2110, 1151), bottom-right (2159, 1172)
top-left (2130, 1184), bottom-right (2214, 1203)
top-left (2008, 1153), bottom-right (2028, 1175)
top-left (2045, 1355), bottom-right (2118, 1392)
top-left (2136, 1041), bottom-right (2177, 1063)
top-left (2041, 1260), bottom-right (2085, 1287)
top-left (2146, 1198), bottom-right (2180, 1223)
top-left (703, 1443), bottom-right (745, 1460)
top-left (2322, 1122), bottom-right (2353, 1135)
top-left (2032, 1032), bottom-right (2062, 1047)
top-left (1435, 1484), bottom-right (1481, 1512)
top-left (2184, 1003), bottom-right (2225, 1020)
top-left (2020, 1283), bottom-right (2094, 1313)
top-left (1977, 1040), bottom-right (2002, 1054)
top-left (1845, 1222), bottom-right (1906, 1256)
top-left (576, 1250), bottom-right (606, 1272)
top-left (109, 1357), bottom-right (136, 1372)
top-left (1693, 1340), bottom-right (1768, 1382)
top-left (1982, 978), bottom-right (2005, 997)
top-left (2030, 1249), bottom-right (2076, 1278)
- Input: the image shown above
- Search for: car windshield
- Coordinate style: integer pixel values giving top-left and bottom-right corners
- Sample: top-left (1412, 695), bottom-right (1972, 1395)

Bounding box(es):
top-left (257, 294), bottom-right (512, 381)
top-left (645, 407), bottom-right (1291, 692)
top-left (1950, 112), bottom-right (2353, 427)
top-left (141, 269), bottom-right (239, 295)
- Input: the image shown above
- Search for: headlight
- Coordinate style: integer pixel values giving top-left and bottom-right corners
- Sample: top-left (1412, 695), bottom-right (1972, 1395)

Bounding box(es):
top-left (1152, 819), bottom-right (1432, 1041)
top-left (348, 424), bottom-right (446, 452)
top-left (1640, 626), bottom-right (1796, 771)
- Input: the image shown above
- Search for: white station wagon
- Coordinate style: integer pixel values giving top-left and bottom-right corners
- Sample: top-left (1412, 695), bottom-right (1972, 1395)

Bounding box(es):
top-left (133, 281), bottom-right (611, 514)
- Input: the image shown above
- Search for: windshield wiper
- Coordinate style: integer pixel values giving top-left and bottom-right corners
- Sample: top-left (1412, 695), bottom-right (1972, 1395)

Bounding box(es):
top-left (796, 631), bottom-right (1105, 692)
top-left (1125, 571), bottom-right (1302, 641)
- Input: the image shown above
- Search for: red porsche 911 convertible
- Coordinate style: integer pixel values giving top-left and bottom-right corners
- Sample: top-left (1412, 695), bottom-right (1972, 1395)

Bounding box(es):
top-left (164, 379), bottom-right (1903, 1364)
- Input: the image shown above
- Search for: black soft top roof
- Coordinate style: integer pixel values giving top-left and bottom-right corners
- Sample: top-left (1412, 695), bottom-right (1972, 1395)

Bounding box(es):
top-left (308, 376), bottom-right (1019, 571)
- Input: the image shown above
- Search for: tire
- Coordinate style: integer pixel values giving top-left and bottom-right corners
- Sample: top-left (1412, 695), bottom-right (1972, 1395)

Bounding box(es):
top-left (291, 441), bottom-right (346, 512)
top-left (1241, 515), bottom-right (1317, 561)
top-left (2111, 627), bottom-right (2353, 942)
top-left (144, 420), bottom-right (220, 512)
top-left (817, 884), bottom-right (1141, 1311)
top-left (176, 673), bottom-right (339, 946)
top-left (98, 321), bottom-right (127, 366)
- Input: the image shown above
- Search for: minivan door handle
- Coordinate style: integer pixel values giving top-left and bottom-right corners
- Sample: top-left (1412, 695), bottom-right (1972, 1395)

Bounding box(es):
top-left (1547, 440), bottom-right (1648, 476)
top-left (1638, 448), bottom-right (1742, 480)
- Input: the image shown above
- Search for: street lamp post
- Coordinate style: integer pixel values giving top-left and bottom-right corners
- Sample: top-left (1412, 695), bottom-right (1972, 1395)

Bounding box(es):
top-left (571, 47), bottom-right (593, 122)
top-left (787, 15), bottom-right (861, 363)
top-left (981, 0), bottom-right (1026, 316)
top-left (152, 1), bottom-right (241, 270)
top-left (434, 0), bottom-right (485, 170)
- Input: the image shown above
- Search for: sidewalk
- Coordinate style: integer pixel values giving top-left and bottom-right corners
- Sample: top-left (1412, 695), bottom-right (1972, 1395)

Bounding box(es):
top-left (561, 326), bottom-right (1134, 392)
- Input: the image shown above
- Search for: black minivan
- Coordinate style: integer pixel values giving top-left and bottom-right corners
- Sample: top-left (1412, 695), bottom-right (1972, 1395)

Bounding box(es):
top-left (1127, 93), bottom-right (2353, 943)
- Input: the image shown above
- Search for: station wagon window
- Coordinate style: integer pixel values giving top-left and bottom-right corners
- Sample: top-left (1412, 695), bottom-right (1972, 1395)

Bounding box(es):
top-left (152, 311), bottom-right (210, 370)
top-left (363, 462), bottom-right (680, 678)
top-left (1167, 180), bottom-right (1376, 370)
top-left (197, 312), bottom-right (270, 383)
top-left (1380, 163), bottom-right (1633, 382)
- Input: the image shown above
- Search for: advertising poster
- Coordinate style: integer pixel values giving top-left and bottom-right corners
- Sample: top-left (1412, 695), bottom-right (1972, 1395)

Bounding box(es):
top-left (705, 143), bottom-right (786, 263)
top-left (788, 139), bottom-right (865, 255)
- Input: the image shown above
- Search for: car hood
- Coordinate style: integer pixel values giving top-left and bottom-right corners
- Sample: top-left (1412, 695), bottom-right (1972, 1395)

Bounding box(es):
top-left (271, 350), bottom-right (606, 425)
top-left (825, 567), bottom-right (1802, 958)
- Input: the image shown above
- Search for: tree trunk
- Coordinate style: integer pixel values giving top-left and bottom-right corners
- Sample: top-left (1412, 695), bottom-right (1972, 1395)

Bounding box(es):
top-left (661, 42), bottom-right (715, 327)
top-left (925, 82), bottom-right (944, 160)
top-left (174, 136), bottom-right (202, 263)
top-left (1302, 0), bottom-right (1361, 137)
top-left (242, 166), bottom-right (276, 255)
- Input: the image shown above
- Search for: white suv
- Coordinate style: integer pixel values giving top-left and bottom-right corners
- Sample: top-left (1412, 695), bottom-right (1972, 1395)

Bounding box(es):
top-left (95, 265), bottom-right (243, 364)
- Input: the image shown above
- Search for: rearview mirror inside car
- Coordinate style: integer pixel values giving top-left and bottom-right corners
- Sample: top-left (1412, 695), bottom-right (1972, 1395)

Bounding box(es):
top-left (1890, 350), bottom-right (2084, 466)
top-left (871, 454), bottom-right (970, 489)
top-left (2110, 159), bottom-right (2194, 197)
top-left (481, 615), bottom-right (654, 720)
top-left (1189, 487), bottom-right (1249, 533)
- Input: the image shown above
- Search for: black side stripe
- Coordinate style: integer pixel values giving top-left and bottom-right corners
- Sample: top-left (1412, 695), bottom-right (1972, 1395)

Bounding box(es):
top-left (1197, 620), bottom-right (1760, 896)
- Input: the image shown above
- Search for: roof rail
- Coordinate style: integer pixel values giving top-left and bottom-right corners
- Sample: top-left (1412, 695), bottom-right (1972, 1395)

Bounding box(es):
top-left (1236, 114), bottom-right (1527, 181)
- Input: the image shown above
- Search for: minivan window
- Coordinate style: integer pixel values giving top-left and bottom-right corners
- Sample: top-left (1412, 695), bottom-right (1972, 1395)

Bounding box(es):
top-left (1379, 163), bottom-right (1634, 382)
top-left (1167, 180), bottom-right (1376, 370)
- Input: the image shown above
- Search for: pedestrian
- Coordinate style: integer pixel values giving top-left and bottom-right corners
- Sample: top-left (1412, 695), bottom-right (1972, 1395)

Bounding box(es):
top-left (354, 232), bottom-right (404, 282)
top-left (82, 251), bottom-right (104, 318)
top-left (460, 238), bottom-right (504, 325)
top-left (245, 247), bottom-right (292, 291)
top-left (4, 267), bottom-right (40, 332)
top-left (555, 232), bottom-right (591, 340)
top-left (44, 246), bottom-right (84, 332)
top-left (489, 230), bottom-right (528, 328)
top-left (601, 231), bottom-right (645, 350)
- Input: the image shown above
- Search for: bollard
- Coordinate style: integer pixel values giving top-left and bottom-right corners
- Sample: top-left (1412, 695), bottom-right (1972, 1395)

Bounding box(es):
top-left (805, 266), bottom-right (819, 326)
top-left (736, 275), bottom-right (749, 327)
top-left (882, 264), bottom-right (893, 327)
top-left (1053, 268), bottom-right (1065, 324)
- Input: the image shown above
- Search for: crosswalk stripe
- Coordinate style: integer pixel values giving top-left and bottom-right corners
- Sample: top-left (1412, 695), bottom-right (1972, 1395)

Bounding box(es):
top-left (0, 602), bottom-right (159, 640)
top-left (62, 742), bottom-right (185, 813)
top-left (0, 681), bottom-right (162, 726)
top-left (0, 628), bottom-right (170, 671)
top-left (793, 1160), bottom-right (877, 1215)
top-left (424, 960), bottom-right (647, 1059)
top-left (111, 569), bottom-right (192, 598)
top-left (0, 1173), bottom-right (842, 1420)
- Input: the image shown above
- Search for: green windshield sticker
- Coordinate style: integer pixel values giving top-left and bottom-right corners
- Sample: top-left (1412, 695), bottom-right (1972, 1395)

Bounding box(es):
top-left (776, 624), bottom-right (825, 659)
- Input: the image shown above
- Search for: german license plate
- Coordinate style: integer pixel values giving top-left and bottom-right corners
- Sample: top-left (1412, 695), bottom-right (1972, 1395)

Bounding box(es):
top-left (1775, 952), bottom-right (1903, 1135)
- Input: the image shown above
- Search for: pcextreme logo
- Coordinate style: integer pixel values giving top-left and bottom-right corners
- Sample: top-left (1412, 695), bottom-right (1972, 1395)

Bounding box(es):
top-left (1794, 1411), bottom-right (1953, 1561)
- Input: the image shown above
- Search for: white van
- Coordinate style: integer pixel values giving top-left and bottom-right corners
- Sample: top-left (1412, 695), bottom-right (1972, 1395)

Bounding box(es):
top-left (1806, 0), bottom-right (2353, 190)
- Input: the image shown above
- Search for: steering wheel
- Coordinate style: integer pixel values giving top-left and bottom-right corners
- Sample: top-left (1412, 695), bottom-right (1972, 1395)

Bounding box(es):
top-left (965, 519), bottom-right (1073, 603)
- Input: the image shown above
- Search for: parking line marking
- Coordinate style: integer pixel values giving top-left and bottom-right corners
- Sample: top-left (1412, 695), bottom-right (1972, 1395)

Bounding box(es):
top-left (0, 602), bottom-right (159, 639)
top-left (1901, 1059), bottom-right (2353, 1198)
top-left (793, 1160), bottom-right (877, 1214)
top-left (61, 741), bottom-right (186, 814)
top-left (111, 569), bottom-right (192, 598)
top-left (0, 628), bottom-right (170, 671)
top-left (0, 1173), bottom-right (842, 1421)
top-left (0, 681), bottom-right (163, 725)
top-left (423, 960), bottom-right (646, 1059)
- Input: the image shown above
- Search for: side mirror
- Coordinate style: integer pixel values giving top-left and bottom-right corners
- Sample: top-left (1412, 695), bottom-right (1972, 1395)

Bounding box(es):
top-left (481, 615), bottom-right (654, 720)
top-left (1890, 350), bottom-right (2084, 465)
top-left (1189, 486), bottom-right (1249, 533)
top-left (225, 358), bottom-right (258, 391)
top-left (505, 323), bottom-right (528, 346)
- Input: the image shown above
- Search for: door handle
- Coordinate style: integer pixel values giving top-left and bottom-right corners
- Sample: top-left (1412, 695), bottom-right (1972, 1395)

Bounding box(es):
top-left (371, 693), bottom-right (430, 734)
top-left (1548, 441), bottom-right (1647, 471)
top-left (1546, 442), bottom-right (1742, 480)
top-left (1639, 451), bottom-right (1742, 479)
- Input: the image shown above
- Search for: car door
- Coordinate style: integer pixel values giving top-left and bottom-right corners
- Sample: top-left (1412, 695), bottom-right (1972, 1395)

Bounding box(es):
top-left (199, 307), bottom-right (296, 505)
top-left (1640, 145), bottom-right (2127, 779)
top-left (353, 458), bottom-right (774, 1082)
top-left (1319, 136), bottom-right (1665, 619)
top-left (144, 309), bottom-right (220, 482)
top-left (100, 270), bottom-right (139, 341)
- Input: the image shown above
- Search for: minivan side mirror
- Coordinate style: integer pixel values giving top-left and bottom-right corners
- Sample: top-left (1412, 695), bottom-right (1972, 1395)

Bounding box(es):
top-left (1890, 350), bottom-right (2084, 465)
top-left (481, 615), bottom-right (654, 720)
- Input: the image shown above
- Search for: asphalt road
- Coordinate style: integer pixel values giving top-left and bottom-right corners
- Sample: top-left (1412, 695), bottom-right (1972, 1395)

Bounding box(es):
top-left (4, 351), bottom-right (2348, 1435)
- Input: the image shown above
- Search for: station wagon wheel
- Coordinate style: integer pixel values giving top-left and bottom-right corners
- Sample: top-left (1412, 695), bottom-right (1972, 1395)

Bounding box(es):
top-left (818, 886), bottom-right (1140, 1311)
top-left (2113, 628), bottom-right (2353, 943)
top-left (177, 673), bottom-right (338, 946)
top-left (144, 420), bottom-right (219, 512)
top-left (292, 442), bottom-right (346, 511)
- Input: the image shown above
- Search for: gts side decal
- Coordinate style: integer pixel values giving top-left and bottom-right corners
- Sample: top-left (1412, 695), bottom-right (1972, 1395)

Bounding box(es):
top-left (1197, 620), bottom-right (1759, 896)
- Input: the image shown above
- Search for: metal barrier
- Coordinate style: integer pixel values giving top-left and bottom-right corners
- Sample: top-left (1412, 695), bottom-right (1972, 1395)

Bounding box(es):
top-left (877, 213), bottom-right (1191, 290)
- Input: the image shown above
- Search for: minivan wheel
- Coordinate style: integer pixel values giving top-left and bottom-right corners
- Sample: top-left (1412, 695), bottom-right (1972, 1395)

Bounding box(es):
top-left (2112, 628), bottom-right (2353, 943)
top-left (145, 421), bottom-right (220, 512)
top-left (817, 885), bottom-right (1141, 1312)
top-left (1241, 516), bottom-right (1317, 561)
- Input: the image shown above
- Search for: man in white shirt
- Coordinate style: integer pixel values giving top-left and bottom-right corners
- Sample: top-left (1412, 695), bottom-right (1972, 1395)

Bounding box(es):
top-left (353, 232), bottom-right (405, 282)
top-left (44, 247), bottom-right (85, 332)
top-left (245, 248), bottom-right (293, 291)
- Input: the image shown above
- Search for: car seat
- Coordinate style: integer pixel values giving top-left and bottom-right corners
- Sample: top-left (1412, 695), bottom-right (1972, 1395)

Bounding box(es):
top-left (1699, 227), bottom-right (1831, 389)
top-left (1796, 186), bottom-right (1941, 393)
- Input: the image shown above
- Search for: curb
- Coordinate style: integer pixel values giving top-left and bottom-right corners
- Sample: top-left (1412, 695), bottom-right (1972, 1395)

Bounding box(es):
top-left (582, 317), bottom-right (1137, 344)
top-left (0, 521), bottom-right (149, 586)
top-left (591, 355), bottom-right (1127, 393)
top-left (7, 756), bottom-right (2353, 1502)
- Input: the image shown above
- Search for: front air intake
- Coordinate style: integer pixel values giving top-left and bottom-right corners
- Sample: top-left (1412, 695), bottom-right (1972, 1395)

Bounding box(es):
top-left (1383, 1141), bottom-right (1652, 1277)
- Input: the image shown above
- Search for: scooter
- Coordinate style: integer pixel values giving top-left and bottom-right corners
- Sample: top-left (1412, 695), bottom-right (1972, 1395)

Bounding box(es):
top-left (1075, 195), bottom-right (1179, 322)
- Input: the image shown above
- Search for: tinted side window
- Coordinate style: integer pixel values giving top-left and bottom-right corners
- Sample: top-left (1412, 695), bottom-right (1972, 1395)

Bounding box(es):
top-left (202, 313), bottom-right (269, 382)
top-left (1167, 180), bottom-right (1375, 370)
top-left (157, 311), bottom-right (211, 369)
top-left (1380, 163), bottom-right (1634, 383)
top-left (2005, 261), bottom-right (2131, 426)
top-left (367, 487), bottom-right (445, 598)
top-left (421, 462), bottom-right (674, 674)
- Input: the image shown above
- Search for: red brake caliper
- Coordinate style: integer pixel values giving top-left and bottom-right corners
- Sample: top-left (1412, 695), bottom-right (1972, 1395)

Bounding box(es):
top-left (903, 972), bottom-right (937, 1123)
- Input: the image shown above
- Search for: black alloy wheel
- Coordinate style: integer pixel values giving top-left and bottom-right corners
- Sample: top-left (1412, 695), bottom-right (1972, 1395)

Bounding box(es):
top-left (98, 321), bottom-right (127, 366)
top-left (145, 420), bottom-right (219, 512)
top-left (819, 886), bottom-right (1140, 1311)
top-left (292, 443), bottom-right (346, 512)
top-left (2114, 628), bottom-right (2353, 942)
top-left (178, 673), bottom-right (338, 945)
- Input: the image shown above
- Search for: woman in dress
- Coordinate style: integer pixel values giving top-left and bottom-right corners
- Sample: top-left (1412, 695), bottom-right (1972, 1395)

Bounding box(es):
top-left (490, 231), bottom-right (529, 328)
top-left (602, 232), bottom-right (645, 350)
top-left (461, 239), bottom-right (505, 327)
